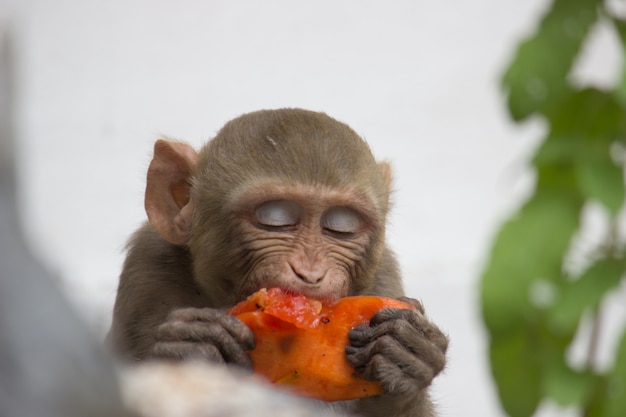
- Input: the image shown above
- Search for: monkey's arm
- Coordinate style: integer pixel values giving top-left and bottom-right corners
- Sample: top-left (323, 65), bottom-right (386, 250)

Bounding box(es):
top-left (108, 225), bottom-right (199, 358)
top-left (345, 299), bottom-right (448, 417)
top-left (109, 225), bottom-right (254, 364)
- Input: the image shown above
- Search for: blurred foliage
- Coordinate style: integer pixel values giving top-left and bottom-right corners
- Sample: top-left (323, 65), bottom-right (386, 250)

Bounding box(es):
top-left (480, 0), bottom-right (626, 416)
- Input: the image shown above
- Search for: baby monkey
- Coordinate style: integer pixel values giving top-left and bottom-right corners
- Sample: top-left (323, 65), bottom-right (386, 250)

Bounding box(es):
top-left (109, 109), bottom-right (448, 417)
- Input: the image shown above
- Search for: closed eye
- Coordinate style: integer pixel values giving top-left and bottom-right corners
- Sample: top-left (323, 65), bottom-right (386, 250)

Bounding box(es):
top-left (255, 200), bottom-right (302, 228)
top-left (321, 206), bottom-right (362, 235)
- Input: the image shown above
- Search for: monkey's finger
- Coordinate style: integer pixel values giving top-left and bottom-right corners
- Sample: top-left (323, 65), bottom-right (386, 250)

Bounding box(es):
top-left (166, 307), bottom-right (255, 350)
top-left (348, 324), bottom-right (375, 347)
top-left (369, 307), bottom-right (419, 326)
top-left (150, 341), bottom-right (225, 363)
top-left (346, 335), bottom-right (437, 392)
top-left (214, 314), bottom-right (256, 351)
top-left (203, 323), bottom-right (255, 368)
top-left (348, 317), bottom-right (446, 378)
top-left (377, 321), bottom-right (446, 374)
top-left (346, 335), bottom-right (405, 372)
top-left (370, 308), bottom-right (449, 355)
top-left (396, 297), bottom-right (425, 314)
top-left (362, 353), bottom-right (429, 395)
top-left (156, 319), bottom-right (221, 343)
top-left (348, 313), bottom-right (420, 348)
top-left (156, 321), bottom-right (253, 368)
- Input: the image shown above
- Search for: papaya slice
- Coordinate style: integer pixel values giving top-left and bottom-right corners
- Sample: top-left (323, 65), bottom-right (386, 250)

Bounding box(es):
top-left (228, 288), bottom-right (415, 402)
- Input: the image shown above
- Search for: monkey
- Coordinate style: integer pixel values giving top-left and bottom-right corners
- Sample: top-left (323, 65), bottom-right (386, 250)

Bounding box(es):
top-left (108, 108), bottom-right (448, 417)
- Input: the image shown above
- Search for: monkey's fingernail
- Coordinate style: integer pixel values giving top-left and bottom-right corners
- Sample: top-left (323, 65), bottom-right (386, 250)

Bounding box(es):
top-left (345, 346), bottom-right (358, 355)
top-left (348, 329), bottom-right (367, 341)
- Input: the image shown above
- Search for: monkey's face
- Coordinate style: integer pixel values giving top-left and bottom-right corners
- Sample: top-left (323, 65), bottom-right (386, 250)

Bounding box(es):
top-left (145, 110), bottom-right (392, 307)
top-left (226, 183), bottom-right (378, 302)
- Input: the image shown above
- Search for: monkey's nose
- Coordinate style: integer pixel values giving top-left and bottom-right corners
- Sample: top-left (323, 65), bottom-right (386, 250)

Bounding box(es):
top-left (290, 263), bottom-right (326, 285)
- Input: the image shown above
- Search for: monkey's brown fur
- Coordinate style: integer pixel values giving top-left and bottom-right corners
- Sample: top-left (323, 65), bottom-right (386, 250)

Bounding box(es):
top-left (109, 109), bottom-right (447, 417)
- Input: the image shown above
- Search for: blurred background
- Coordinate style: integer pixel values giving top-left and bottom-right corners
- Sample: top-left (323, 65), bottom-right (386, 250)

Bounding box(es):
top-left (0, 0), bottom-right (624, 416)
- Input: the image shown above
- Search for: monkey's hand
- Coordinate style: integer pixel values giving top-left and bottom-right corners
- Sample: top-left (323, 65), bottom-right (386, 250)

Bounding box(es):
top-left (345, 298), bottom-right (448, 399)
top-left (150, 307), bottom-right (255, 369)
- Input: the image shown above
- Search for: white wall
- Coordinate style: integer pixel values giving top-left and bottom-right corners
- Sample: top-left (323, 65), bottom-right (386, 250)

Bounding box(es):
top-left (1, 0), bottom-right (622, 416)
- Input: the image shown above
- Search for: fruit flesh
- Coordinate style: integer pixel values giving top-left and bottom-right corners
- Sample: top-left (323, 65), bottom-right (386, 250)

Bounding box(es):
top-left (228, 288), bottom-right (415, 402)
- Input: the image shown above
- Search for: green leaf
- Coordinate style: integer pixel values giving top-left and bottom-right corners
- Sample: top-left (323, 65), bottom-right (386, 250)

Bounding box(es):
top-left (502, 0), bottom-right (600, 120)
top-left (488, 4), bottom-right (626, 417)
top-left (583, 375), bottom-right (609, 417)
top-left (606, 329), bottom-right (626, 417)
top-left (489, 328), bottom-right (542, 417)
top-left (612, 14), bottom-right (626, 47)
top-left (543, 362), bottom-right (595, 406)
top-left (610, 16), bottom-right (626, 106)
top-left (533, 134), bottom-right (582, 167)
top-left (536, 89), bottom-right (626, 215)
top-left (549, 258), bottom-right (625, 333)
top-left (575, 150), bottom-right (625, 215)
top-left (617, 68), bottom-right (626, 108)
top-left (481, 189), bottom-right (582, 333)
top-left (548, 89), bottom-right (625, 140)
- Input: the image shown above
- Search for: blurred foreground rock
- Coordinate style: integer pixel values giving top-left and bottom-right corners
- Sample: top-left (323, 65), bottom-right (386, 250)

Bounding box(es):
top-left (121, 361), bottom-right (347, 417)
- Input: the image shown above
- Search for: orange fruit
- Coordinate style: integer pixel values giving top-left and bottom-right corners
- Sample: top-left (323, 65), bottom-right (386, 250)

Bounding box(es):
top-left (228, 288), bottom-right (415, 401)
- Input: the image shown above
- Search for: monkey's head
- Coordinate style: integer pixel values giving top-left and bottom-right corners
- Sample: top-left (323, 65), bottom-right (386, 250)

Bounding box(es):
top-left (145, 109), bottom-right (392, 307)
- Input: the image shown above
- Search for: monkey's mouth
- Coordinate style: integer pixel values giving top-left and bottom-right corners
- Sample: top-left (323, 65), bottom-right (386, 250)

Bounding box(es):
top-left (242, 263), bottom-right (347, 303)
top-left (270, 284), bottom-right (343, 304)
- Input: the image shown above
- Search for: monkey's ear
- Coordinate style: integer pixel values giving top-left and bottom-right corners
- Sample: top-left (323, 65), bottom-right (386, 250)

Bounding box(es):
top-left (378, 161), bottom-right (393, 194)
top-left (145, 139), bottom-right (199, 245)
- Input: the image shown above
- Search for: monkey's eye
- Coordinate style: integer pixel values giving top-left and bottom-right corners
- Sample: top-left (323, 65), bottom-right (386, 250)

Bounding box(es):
top-left (322, 207), bottom-right (362, 235)
top-left (255, 200), bottom-right (302, 227)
